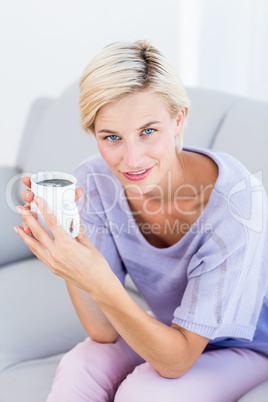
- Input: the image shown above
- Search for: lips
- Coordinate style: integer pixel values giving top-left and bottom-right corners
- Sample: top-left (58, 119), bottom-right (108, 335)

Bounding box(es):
top-left (122, 166), bottom-right (154, 181)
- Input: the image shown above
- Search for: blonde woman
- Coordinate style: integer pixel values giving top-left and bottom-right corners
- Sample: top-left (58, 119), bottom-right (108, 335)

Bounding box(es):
top-left (16, 40), bottom-right (268, 401)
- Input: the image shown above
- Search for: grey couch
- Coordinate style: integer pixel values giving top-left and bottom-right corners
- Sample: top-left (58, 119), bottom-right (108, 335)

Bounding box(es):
top-left (1, 83), bottom-right (268, 401)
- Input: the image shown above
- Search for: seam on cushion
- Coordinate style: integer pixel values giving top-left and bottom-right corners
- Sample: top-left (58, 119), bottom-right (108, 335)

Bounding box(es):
top-left (209, 98), bottom-right (241, 148)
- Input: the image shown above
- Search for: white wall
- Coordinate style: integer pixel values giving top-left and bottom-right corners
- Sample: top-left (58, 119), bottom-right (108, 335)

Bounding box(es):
top-left (0, 0), bottom-right (179, 166)
top-left (1, 0), bottom-right (268, 167)
top-left (177, 0), bottom-right (268, 101)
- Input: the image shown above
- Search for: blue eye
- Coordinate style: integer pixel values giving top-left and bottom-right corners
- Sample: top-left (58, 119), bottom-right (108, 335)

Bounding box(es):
top-left (142, 128), bottom-right (155, 135)
top-left (106, 135), bottom-right (120, 141)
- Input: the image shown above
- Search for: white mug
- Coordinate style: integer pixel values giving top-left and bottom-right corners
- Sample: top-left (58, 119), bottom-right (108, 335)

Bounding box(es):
top-left (30, 171), bottom-right (80, 238)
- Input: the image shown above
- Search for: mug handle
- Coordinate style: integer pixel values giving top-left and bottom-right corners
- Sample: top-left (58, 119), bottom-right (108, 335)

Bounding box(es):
top-left (63, 202), bottom-right (80, 238)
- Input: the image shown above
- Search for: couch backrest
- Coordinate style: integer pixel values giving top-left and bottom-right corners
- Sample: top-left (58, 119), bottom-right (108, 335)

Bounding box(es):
top-left (211, 98), bottom-right (268, 190)
top-left (17, 83), bottom-right (268, 191)
top-left (17, 83), bottom-right (99, 175)
top-left (184, 87), bottom-right (268, 190)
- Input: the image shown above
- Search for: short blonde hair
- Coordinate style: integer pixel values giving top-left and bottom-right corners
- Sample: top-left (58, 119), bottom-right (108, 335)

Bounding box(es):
top-left (79, 40), bottom-right (190, 151)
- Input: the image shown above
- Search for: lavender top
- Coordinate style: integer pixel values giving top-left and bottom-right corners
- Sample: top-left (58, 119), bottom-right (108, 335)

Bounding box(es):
top-left (73, 146), bottom-right (268, 356)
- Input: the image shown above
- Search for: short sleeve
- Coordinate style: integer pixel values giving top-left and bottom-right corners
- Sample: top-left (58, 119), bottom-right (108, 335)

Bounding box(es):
top-left (172, 221), bottom-right (267, 341)
top-left (73, 163), bottom-right (126, 286)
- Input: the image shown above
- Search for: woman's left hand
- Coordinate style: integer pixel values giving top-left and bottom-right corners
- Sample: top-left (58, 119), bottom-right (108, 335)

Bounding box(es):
top-left (14, 196), bottom-right (112, 296)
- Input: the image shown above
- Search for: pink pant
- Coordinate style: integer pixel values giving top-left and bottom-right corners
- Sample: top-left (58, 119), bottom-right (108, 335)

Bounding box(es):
top-left (46, 336), bottom-right (268, 402)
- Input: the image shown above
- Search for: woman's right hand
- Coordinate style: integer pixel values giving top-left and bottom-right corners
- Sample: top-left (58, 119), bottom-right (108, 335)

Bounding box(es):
top-left (20, 176), bottom-right (83, 235)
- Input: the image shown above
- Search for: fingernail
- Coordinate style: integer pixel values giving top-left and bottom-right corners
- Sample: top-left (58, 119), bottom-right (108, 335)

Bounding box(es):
top-left (13, 226), bottom-right (19, 233)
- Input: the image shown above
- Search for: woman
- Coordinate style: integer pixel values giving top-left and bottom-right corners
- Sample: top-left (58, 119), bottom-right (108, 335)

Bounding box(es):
top-left (15, 40), bottom-right (268, 401)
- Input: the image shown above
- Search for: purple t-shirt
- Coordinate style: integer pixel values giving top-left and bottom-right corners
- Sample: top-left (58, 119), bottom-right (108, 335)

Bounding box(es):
top-left (73, 146), bottom-right (268, 356)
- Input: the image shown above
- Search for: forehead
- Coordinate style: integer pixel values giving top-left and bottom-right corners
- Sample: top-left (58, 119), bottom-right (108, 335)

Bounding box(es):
top-left (95, 92), bottom-right (170, 128)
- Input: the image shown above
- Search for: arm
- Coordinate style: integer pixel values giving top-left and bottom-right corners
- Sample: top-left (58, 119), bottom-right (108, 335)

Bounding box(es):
top-left (15, 197), bottom-right (209, 378)
top-left (91, 276), bottom-right (209, 378)
top-left (65, 281), bottom-right (119, 343)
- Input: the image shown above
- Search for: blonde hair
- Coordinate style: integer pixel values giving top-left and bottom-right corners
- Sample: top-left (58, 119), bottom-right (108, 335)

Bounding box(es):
top-left (79, 40), bottom-right (190, 151)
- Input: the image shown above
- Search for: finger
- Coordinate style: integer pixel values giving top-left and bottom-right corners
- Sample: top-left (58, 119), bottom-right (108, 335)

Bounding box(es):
top-left (22, 221), bottom-right (32, 235)
top-left (22, 202), bottom-right (38, 216)
top-left (76, 224), bottom-right (92, 247)
top-left (16, 205), bottom-right (55, 248)
top-left (21, 209), bottom-right (37, 234)
top-left (22, 176), bottom-right (31, 189)
top-left (17, 205), bottom-right (37, 219)
top-left (32, 197), bottom-right (67, 239)
top-left (75, 187), bottom-right (83, 202)
top-left (13, 225), bottom-right (52, 264)
top-left (21, 189), bottom-right (34, 203)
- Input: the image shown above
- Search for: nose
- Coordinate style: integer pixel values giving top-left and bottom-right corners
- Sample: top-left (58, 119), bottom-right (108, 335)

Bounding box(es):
top-left (122, 139), bottom-right (145, 170)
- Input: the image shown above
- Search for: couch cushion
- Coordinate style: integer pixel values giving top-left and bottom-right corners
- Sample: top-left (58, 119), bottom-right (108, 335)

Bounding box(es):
top-left (237, 380), bottom-right (268, 402)
top-left (212, 98), bottom-right (268, 191)
top-left (16, 97), bottom-right (53, 171)
top-left (0, 258), bottom-right (87, 373)
top-left (0, 353), bottom-right (64, 402)
top-left (184, 87), bottom-right (238, 148)
top-left (19, 83), bottom-right (99, 174)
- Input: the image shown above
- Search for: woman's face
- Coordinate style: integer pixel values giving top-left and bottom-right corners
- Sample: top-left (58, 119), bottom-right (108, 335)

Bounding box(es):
top-left (93, 91), bottom-right (185, 196)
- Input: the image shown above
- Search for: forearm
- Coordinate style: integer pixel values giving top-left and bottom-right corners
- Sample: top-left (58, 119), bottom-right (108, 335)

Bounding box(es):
top-left (91, 278), bottom-right (199, 378)
top-left (66, 280), bottom-right (119, 343)
top-left (14, 200), bottom-right (205, 369)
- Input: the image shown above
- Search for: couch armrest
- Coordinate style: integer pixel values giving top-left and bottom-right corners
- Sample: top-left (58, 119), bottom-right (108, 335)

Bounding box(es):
top-left (0, 258), bottom-right (87, 373)
top-left (0, 166), bottom-right (33, 267)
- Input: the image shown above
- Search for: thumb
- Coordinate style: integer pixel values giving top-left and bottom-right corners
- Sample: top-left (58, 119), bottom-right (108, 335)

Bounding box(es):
top-left (75, 187), bottom-right (83, 202)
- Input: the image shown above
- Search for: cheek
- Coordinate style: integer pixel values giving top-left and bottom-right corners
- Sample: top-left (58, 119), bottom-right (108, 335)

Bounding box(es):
top-left (97, 143), bottom-right (119, 169)
top-left (152, 133), bottom-right (175, 159)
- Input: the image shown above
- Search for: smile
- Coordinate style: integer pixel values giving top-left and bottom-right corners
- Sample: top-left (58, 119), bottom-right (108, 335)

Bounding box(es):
top-left (122, 166), bottom-right (154, 181)
top-left (128, 169), bottom-right (147, 175)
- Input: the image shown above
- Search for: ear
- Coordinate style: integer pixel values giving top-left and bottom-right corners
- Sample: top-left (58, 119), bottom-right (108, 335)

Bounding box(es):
top-left (174, 108), bottom-right (185, 137)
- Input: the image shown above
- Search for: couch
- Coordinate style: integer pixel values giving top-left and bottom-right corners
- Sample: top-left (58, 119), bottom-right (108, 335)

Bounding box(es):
top-left (1, 83), bottom-right (268, 401)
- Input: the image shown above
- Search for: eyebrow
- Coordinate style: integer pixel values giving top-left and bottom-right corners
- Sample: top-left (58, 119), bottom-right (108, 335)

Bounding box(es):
top-left (97, 120), bottom-right (162, 135)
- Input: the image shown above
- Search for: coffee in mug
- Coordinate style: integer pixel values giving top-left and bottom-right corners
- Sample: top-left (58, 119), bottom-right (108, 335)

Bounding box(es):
top-left (30, 171), bottom-right (80, 238)
top-left (37, 179), bottom-right (73, 187)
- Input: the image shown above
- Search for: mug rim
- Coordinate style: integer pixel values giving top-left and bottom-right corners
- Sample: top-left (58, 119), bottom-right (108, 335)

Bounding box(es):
top-left (31, 171), bottom-right (77, 186)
